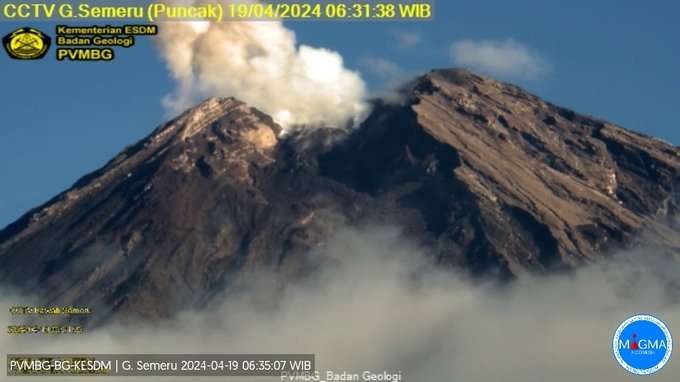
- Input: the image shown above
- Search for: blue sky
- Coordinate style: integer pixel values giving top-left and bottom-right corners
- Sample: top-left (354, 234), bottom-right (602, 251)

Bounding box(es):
top-left (1, 0), bottom-right (679, 228)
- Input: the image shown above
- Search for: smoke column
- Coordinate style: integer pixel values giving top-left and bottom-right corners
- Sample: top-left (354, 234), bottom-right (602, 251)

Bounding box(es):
top-left (156, 1), bottom-right (368, 130)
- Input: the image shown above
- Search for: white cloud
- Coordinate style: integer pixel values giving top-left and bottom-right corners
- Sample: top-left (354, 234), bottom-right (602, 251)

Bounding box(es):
top-left (2, 224), bottom-right (679, 381)
top-left (156, 1), bottom-right (368, 130)
top-left (449, 39), bottom-right (548, 80)
top-left (388, 30), bottom-right (422, 48)
top-left (359, 57), bottom-right (406, 80)
top-left (358, 57), bottom-right (413, 103)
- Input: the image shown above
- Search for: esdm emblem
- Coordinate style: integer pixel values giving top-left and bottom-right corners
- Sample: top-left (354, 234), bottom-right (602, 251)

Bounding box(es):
top-left (613, 314), bottom-right (672, 375)
top-left (3, 27), bottom-right (51, 60)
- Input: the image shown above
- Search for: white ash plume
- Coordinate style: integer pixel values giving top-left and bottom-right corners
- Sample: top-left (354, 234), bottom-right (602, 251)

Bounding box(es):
top-left (156, 1), bottom-right (368, 131)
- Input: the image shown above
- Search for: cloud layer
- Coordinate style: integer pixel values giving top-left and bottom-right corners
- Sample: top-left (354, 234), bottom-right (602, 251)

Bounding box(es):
top-left (387, 30), bottom-right (422, 49)
top-left (450, 39), bottom-right (548, 80)
top-left (2, 225), bottom-right (679, 381)
top-left (156, 4), bottom-right (368, 130)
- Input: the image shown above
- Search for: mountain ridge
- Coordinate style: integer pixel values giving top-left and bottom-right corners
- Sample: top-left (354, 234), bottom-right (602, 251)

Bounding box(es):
top-left (1, 68), bottom-right (679, 321)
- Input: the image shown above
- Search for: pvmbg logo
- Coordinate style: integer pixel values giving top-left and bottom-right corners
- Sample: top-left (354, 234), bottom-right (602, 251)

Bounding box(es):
top-left (613, 314), bottom-right (672, 375)
top-left (2, 27), bottom-right (51, 60)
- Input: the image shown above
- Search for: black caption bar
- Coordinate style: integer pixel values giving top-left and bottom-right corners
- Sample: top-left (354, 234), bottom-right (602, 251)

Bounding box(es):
top-left (7, 354), bottom-right (315, 377)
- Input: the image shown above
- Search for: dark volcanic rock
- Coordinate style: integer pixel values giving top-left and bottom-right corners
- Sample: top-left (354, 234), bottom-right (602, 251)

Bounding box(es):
top-left (321, 69), bottom-right (680, 273)
top-left (1, 69), bottom-right (679, 321)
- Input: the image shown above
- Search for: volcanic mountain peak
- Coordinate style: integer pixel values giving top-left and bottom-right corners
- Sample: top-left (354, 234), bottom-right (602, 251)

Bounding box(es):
top-left (411, 68), bottom-right (679, 218)
top-left (152, 96), bottom-right (280, 145)
top-left (0, 97), bottom-right (280, 253)
top-left (322, 68), bottom-right (680, 271)
top-left (1, 68), bottom-right (679, 320)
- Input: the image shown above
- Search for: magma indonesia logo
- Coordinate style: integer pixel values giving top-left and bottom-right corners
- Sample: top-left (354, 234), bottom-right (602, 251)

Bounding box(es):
top-left (2, 27), bottom-right (51, 60)
top-left (613, 314), bottom-right (673, 375)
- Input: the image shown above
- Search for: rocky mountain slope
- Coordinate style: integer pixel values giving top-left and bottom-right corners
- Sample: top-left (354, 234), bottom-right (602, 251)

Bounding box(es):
top-left (1, 69), bottom-right (679, 321)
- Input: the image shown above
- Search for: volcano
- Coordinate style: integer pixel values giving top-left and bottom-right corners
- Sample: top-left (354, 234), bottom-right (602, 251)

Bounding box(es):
top-left (1, 69), bottom-right (679, 321)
